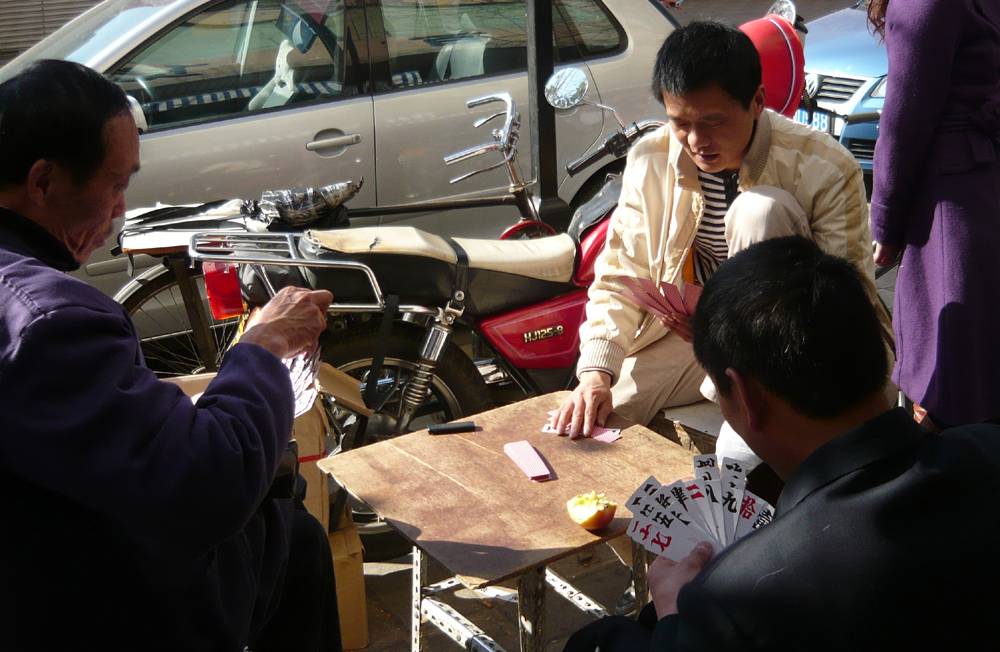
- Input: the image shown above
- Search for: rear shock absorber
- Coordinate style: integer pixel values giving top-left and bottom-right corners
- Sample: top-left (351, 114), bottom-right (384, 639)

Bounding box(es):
top-left (394, 301), bottom-right (463, 434)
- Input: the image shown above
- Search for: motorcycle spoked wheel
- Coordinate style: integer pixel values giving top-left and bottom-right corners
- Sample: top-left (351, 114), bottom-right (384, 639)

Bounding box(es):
top-left (121, 264), bottom-right (242, 378)
top-left (320, 321), bottom-right (492, 561)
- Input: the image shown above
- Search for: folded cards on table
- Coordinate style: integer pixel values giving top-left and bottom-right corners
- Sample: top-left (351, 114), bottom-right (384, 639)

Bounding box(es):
top-left (615, 276), bottom-right (702, 319)
top-left (625, 454), bottom-right (774, 562)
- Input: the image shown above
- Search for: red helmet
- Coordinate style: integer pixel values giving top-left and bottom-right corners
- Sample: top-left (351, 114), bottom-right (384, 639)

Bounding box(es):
top-left (739, 15), bottom-right (805, 118)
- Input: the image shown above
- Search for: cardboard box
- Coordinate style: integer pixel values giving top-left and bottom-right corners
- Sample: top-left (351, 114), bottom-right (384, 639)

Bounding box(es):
top-left (293, 399), bottom-right (330, 531)
top-left (164, 372), bottom-right (216, 397)
top-left (329, 507), bottom-right (369, 650)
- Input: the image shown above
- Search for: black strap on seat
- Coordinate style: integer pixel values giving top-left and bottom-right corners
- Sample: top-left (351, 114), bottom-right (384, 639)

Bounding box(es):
top-left (443, 237), bottom-right (469, 309)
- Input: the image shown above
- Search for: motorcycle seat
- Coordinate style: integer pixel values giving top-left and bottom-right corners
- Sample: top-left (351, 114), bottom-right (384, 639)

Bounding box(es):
top-left (300, 226), bottom-right (578, 315)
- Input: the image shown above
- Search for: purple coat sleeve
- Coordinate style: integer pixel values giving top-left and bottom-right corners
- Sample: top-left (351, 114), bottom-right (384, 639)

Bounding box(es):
top-left (0, 301), bottom-right (295, 559)
top-left (869, 0), bottom-right (963, 245)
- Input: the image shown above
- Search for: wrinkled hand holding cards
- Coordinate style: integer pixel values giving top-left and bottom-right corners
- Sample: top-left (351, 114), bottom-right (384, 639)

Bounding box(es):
top-left (625, 455), bottom-right (774, 562)
top-left (616, 276), bottom-right (701, 319)
top-left (285, 341), bottom-right (321, 418)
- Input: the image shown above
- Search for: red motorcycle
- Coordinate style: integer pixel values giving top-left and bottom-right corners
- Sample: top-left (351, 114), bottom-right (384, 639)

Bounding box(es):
top-left (186, 73), bottom-right (661, 438)
top-left (188, 0), bottom-right (807, 436)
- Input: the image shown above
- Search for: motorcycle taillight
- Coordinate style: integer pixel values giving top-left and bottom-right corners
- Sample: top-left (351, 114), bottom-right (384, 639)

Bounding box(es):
top-left (203, 262), bottom-right (244, 320)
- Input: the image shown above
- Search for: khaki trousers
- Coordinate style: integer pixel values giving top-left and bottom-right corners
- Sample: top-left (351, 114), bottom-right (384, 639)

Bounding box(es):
top-left (611, 186), bottom-right (811, 426)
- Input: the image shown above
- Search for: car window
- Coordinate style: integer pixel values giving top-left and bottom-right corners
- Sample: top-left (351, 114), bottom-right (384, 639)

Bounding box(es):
top-left (380, 0), bottom-right (621, 89)
top-left (110, 0), bottom-right (357, 130)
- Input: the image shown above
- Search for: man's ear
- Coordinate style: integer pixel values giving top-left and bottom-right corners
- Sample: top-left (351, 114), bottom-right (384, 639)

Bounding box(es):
top-left (725, 367), bottom-right (768, 433)
top-left (24, 159), bottom-right (56, 207)
top-left (751, 83), bottom-right (766, 120)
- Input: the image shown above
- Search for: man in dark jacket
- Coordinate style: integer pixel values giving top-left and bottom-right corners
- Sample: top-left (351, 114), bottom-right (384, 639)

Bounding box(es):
top-left (0, 60), bottom-right (337, 650)
top-left (564, 236), bottom-right (1000, 651)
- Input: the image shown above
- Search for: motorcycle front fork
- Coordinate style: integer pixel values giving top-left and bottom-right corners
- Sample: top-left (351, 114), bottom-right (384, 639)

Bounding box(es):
top-left (393, 302), bottom-right (464, 435)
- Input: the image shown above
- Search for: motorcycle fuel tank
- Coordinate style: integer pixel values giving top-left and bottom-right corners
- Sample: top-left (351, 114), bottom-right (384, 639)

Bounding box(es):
top-left (477, 289), bottom-right (588, 369)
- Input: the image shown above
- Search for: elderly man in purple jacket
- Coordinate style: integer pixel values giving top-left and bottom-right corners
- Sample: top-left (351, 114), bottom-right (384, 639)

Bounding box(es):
top-left (0, 60), bottom-right (336, 650)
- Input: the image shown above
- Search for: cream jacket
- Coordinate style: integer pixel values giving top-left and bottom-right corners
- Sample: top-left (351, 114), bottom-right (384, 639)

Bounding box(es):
top-left (577, 109), bottom-right (888, 382)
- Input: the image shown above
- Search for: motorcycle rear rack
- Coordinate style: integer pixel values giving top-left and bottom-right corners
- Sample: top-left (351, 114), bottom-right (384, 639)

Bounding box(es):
top-left (188, 231), bottom-right (440, 317)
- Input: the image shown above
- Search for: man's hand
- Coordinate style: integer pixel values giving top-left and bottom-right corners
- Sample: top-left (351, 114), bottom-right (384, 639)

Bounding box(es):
top-left (648, 541), bottom-right (713, 618)
top-left (240, 287), bottom-right (333, 359)
top-left (873, 242), bottom-right (902, 268)
top-left (659, 312), bottom-right (692, 343)
top-left (548, 370), bottom-right (613, 439)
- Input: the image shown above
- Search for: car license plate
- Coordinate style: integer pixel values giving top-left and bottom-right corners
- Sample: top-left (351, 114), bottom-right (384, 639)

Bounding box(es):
top-left (793, 108), bottom-right (833, 134)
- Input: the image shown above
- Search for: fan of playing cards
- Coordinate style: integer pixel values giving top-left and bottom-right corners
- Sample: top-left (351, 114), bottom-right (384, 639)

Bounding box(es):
top-left (616, 275), bottom-right (701, 319)
top-left (285, 340), bottom-right (321, 418)
top-left (626, 454), bottom-right (774, 562)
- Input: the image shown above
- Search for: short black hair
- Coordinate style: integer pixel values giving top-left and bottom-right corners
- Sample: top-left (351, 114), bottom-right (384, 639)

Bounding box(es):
top-left (691, 236), bottom-right (887, 419)
top-left (652, 20), bottom-right (762, 109)
top-left (0, 59), bottom-right (130, 188)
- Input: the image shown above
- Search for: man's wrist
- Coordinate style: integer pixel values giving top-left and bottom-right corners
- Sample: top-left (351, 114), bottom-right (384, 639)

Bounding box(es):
top-left (579, 369), bottom-right (612, 385)
top-left (239, 326), bottom-right (289, 359)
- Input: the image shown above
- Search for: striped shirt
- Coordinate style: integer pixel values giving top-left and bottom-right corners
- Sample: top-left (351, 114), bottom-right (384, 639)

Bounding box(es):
top-left (693, 169), bottom-right (740, 284)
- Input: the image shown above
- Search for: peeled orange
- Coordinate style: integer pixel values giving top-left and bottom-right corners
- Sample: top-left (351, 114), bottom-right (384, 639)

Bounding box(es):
top-left (567, 491), bottom-right (618, 530)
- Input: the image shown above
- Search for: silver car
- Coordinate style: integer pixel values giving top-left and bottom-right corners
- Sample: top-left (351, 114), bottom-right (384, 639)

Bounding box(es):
top-left (0, 0), bottom-right (676, 298)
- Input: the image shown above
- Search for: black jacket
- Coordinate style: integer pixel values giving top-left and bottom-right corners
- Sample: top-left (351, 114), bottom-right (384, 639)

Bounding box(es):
top-left (654, 408), bottom-right (1000, 650)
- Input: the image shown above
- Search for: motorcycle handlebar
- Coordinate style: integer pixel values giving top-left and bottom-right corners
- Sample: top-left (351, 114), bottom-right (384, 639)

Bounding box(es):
top-left (566, 119), bottom-right (665, 177)
top-left (567, 145), bottom-right (610, 177)
top-left (443, 93), bottom-right (518, 178)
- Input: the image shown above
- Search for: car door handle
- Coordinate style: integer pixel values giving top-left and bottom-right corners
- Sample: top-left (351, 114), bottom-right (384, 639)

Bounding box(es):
top-left (306, 133), bottom-right (362, 151)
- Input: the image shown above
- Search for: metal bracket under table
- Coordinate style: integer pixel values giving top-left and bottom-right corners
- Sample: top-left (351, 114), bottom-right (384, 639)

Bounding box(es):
top-left (410, 544), bottom-right (650, 652)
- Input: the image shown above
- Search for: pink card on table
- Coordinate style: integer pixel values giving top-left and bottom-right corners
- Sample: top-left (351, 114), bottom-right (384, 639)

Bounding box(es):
top-left (590, 426), bottom-right (623, 442)
top-left (504, 440), bottom-right (552, 482)
top-left (540, 422), bottom-right (621, 442)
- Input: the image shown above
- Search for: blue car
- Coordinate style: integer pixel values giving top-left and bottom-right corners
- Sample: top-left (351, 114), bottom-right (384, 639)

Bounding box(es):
top-left (794, 0), bottom-right (886, 194)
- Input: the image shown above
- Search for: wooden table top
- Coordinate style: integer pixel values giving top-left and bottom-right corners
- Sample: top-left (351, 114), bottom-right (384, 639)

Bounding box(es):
top-left (318, 392), bottom-right (695, 588)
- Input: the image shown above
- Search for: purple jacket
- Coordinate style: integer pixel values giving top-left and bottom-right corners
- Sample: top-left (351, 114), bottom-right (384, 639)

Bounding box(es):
top-left (869, 0), bottom-right (1000, 424)
top-left (0, 207), bottom-right (296, 649)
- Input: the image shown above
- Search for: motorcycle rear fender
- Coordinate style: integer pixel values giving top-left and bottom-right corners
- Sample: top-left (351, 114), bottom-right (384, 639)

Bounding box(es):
top-left (112, 259), bottom-right (170, 305)
top-left (567, 175), bottom-right (620, 287)
top-left (574, 219), bottom-right (610, 287)
top-left (476, 289), bottom-right (588, 369)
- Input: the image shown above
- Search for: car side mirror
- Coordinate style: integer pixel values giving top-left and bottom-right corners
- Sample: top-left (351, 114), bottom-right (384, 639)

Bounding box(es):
top-left (545, 67), bottom-right (628, 131)
top-left (126, 95), bottom-right (148, 134)
top-left (544, 68), bottom-right (589, 109)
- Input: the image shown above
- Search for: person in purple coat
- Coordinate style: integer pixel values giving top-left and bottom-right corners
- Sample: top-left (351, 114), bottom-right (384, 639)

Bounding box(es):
top-left (0, 60), bottom-right (338, 650)
top-left (869, 0), bottom-right (1000, 428)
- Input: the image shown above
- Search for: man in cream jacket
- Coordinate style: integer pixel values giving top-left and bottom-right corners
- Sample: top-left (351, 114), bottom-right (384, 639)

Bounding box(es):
top-left (550, 21), bottom-right (889, 461)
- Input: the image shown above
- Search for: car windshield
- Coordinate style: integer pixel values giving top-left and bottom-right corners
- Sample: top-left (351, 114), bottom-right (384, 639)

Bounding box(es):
top-left (0, 0), bottom-right (181, 80)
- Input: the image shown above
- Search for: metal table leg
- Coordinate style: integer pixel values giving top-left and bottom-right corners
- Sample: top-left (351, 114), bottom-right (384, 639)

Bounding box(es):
top-left (412, 546), bottom-right (426, 652)
top-left (517, 565), bottom-right (546, 652)
top-left (631, 539), bottom-right (650, 614)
